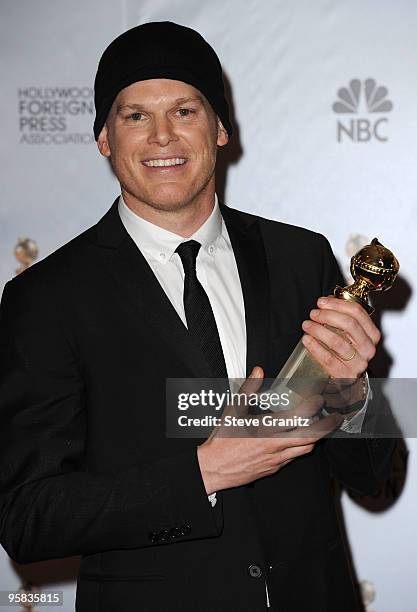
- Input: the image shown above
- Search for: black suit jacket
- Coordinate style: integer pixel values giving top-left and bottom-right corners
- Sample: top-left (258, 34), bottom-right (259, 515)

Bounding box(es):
top-left (0, 200), bottom-right (395, 611)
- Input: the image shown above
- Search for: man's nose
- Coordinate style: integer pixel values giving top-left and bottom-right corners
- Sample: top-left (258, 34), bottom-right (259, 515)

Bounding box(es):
top-left (147, 116), bottom-right (179, 147)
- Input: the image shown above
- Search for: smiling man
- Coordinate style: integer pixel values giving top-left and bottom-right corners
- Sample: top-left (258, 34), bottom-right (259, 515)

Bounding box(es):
top-left (0, 21), bottom-right (395, 612)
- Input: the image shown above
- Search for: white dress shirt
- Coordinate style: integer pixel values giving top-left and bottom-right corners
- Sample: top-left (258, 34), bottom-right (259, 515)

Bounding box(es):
top-left (118, 194), bottom-right (247, 382)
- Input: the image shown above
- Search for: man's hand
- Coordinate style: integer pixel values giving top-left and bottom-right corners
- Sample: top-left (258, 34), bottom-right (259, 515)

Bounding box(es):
top-left (197, 367), bottom-right (342, 495)
top-left (301, 295), bottom-right (381, 380)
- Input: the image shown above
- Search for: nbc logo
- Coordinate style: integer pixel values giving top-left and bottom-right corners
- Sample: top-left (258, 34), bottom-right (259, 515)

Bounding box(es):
top-left (332, 79), bottom-right (393, 142)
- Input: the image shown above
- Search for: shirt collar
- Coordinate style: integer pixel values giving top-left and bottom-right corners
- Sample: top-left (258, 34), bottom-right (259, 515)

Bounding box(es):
top-left (118, 194), bottom-right (223, 264)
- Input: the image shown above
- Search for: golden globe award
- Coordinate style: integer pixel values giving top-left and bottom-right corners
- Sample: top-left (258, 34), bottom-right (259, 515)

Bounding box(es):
top-left (269, 238), bottom-right (399, 410)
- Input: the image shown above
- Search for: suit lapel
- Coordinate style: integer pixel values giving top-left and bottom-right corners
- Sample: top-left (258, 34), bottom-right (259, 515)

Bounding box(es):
top-left (92, 199), bottom-right (272, 381)
top-left (219, 204), bottom-right (272, 378)
top-left (92, 199), bottom-right (214, 379)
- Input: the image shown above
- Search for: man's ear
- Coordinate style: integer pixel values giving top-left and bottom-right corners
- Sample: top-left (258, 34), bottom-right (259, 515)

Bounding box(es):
top-left (216, 118), bottom-right (229, 147)
top-left (97, 124), bottom-right (111, 158)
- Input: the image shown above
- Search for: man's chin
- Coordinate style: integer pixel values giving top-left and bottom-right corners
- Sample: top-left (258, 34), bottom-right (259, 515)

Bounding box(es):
top-left (142, 188), bottom-right (202, 212)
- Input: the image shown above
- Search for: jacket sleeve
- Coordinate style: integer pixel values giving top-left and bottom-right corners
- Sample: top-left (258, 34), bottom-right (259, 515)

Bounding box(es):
top-left (0, 276), bottom-right (222, 564)
top-left (317, 236), bottom-right (397, 496)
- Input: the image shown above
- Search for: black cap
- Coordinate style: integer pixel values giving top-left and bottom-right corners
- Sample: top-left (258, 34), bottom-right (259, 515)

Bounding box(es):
top-left (93, 21), bottom-right (232, 140)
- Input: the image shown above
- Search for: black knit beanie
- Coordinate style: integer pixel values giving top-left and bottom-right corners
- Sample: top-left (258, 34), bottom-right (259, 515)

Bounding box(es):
top-left (93, 21), bottom-right (232, 140)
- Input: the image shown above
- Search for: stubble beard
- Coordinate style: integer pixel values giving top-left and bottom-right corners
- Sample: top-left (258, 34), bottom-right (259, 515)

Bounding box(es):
top-left (121, 164), bottom-right (216, 216)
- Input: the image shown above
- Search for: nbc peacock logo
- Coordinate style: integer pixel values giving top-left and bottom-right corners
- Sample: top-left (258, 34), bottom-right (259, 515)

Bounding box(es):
top-left (332, 78), bottom-right (393, 142)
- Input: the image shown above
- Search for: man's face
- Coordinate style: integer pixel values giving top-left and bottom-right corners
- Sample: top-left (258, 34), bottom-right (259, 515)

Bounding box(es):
top-left (97, 79), bottom-right (228, 212)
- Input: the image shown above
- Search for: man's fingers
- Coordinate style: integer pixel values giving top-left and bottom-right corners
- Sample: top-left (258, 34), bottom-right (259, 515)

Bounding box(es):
top-left (218, 366), bottom-right (265, 421)
top-left (305, 312), bottom-right (374, 363)
top-left (316, 295), bottom-right (381, 346)
top-left (239, 366), bottom-right (264, 395)
top-left (303, 318), bottom-right (363, 360)
top-left (279, 443), bottom-right (315, 462)
top-left (302, 334), bottom-right (367, 378)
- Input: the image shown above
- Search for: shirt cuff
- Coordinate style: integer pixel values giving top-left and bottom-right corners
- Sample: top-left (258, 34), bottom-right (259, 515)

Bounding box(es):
top-left (208, 492), bottom-right (217, 507)
top-left (340, 372), bottom-right (372, 434)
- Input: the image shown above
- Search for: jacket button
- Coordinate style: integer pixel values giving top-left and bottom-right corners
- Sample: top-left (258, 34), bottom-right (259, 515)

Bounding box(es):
top-left (248, 564), bottom-right (262, 578)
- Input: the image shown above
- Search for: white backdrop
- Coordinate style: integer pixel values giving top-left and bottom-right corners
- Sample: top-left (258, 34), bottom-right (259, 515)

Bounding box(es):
top-left (1, 1), bottom-right (416, 610)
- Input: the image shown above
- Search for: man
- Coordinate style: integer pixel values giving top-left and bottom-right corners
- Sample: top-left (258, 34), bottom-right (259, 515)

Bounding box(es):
top-left (0, 21), bottom-right (395, 611)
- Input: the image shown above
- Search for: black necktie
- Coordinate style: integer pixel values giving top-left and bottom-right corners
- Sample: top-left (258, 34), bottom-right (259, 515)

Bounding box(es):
top-left (175, 240), bottom-right (228, 381)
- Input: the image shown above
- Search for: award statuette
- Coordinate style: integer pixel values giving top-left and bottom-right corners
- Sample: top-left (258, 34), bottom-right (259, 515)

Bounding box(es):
top-left (269, 238), bottom-right (400, 411)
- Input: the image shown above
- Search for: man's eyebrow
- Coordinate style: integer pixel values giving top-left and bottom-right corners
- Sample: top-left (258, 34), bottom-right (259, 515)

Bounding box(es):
top-left (116, 104), bottom-right (142, 115)
top-left (174, 95), bottom-right (204, 105)
top-left (116, 96), bottom-right (204, 114)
